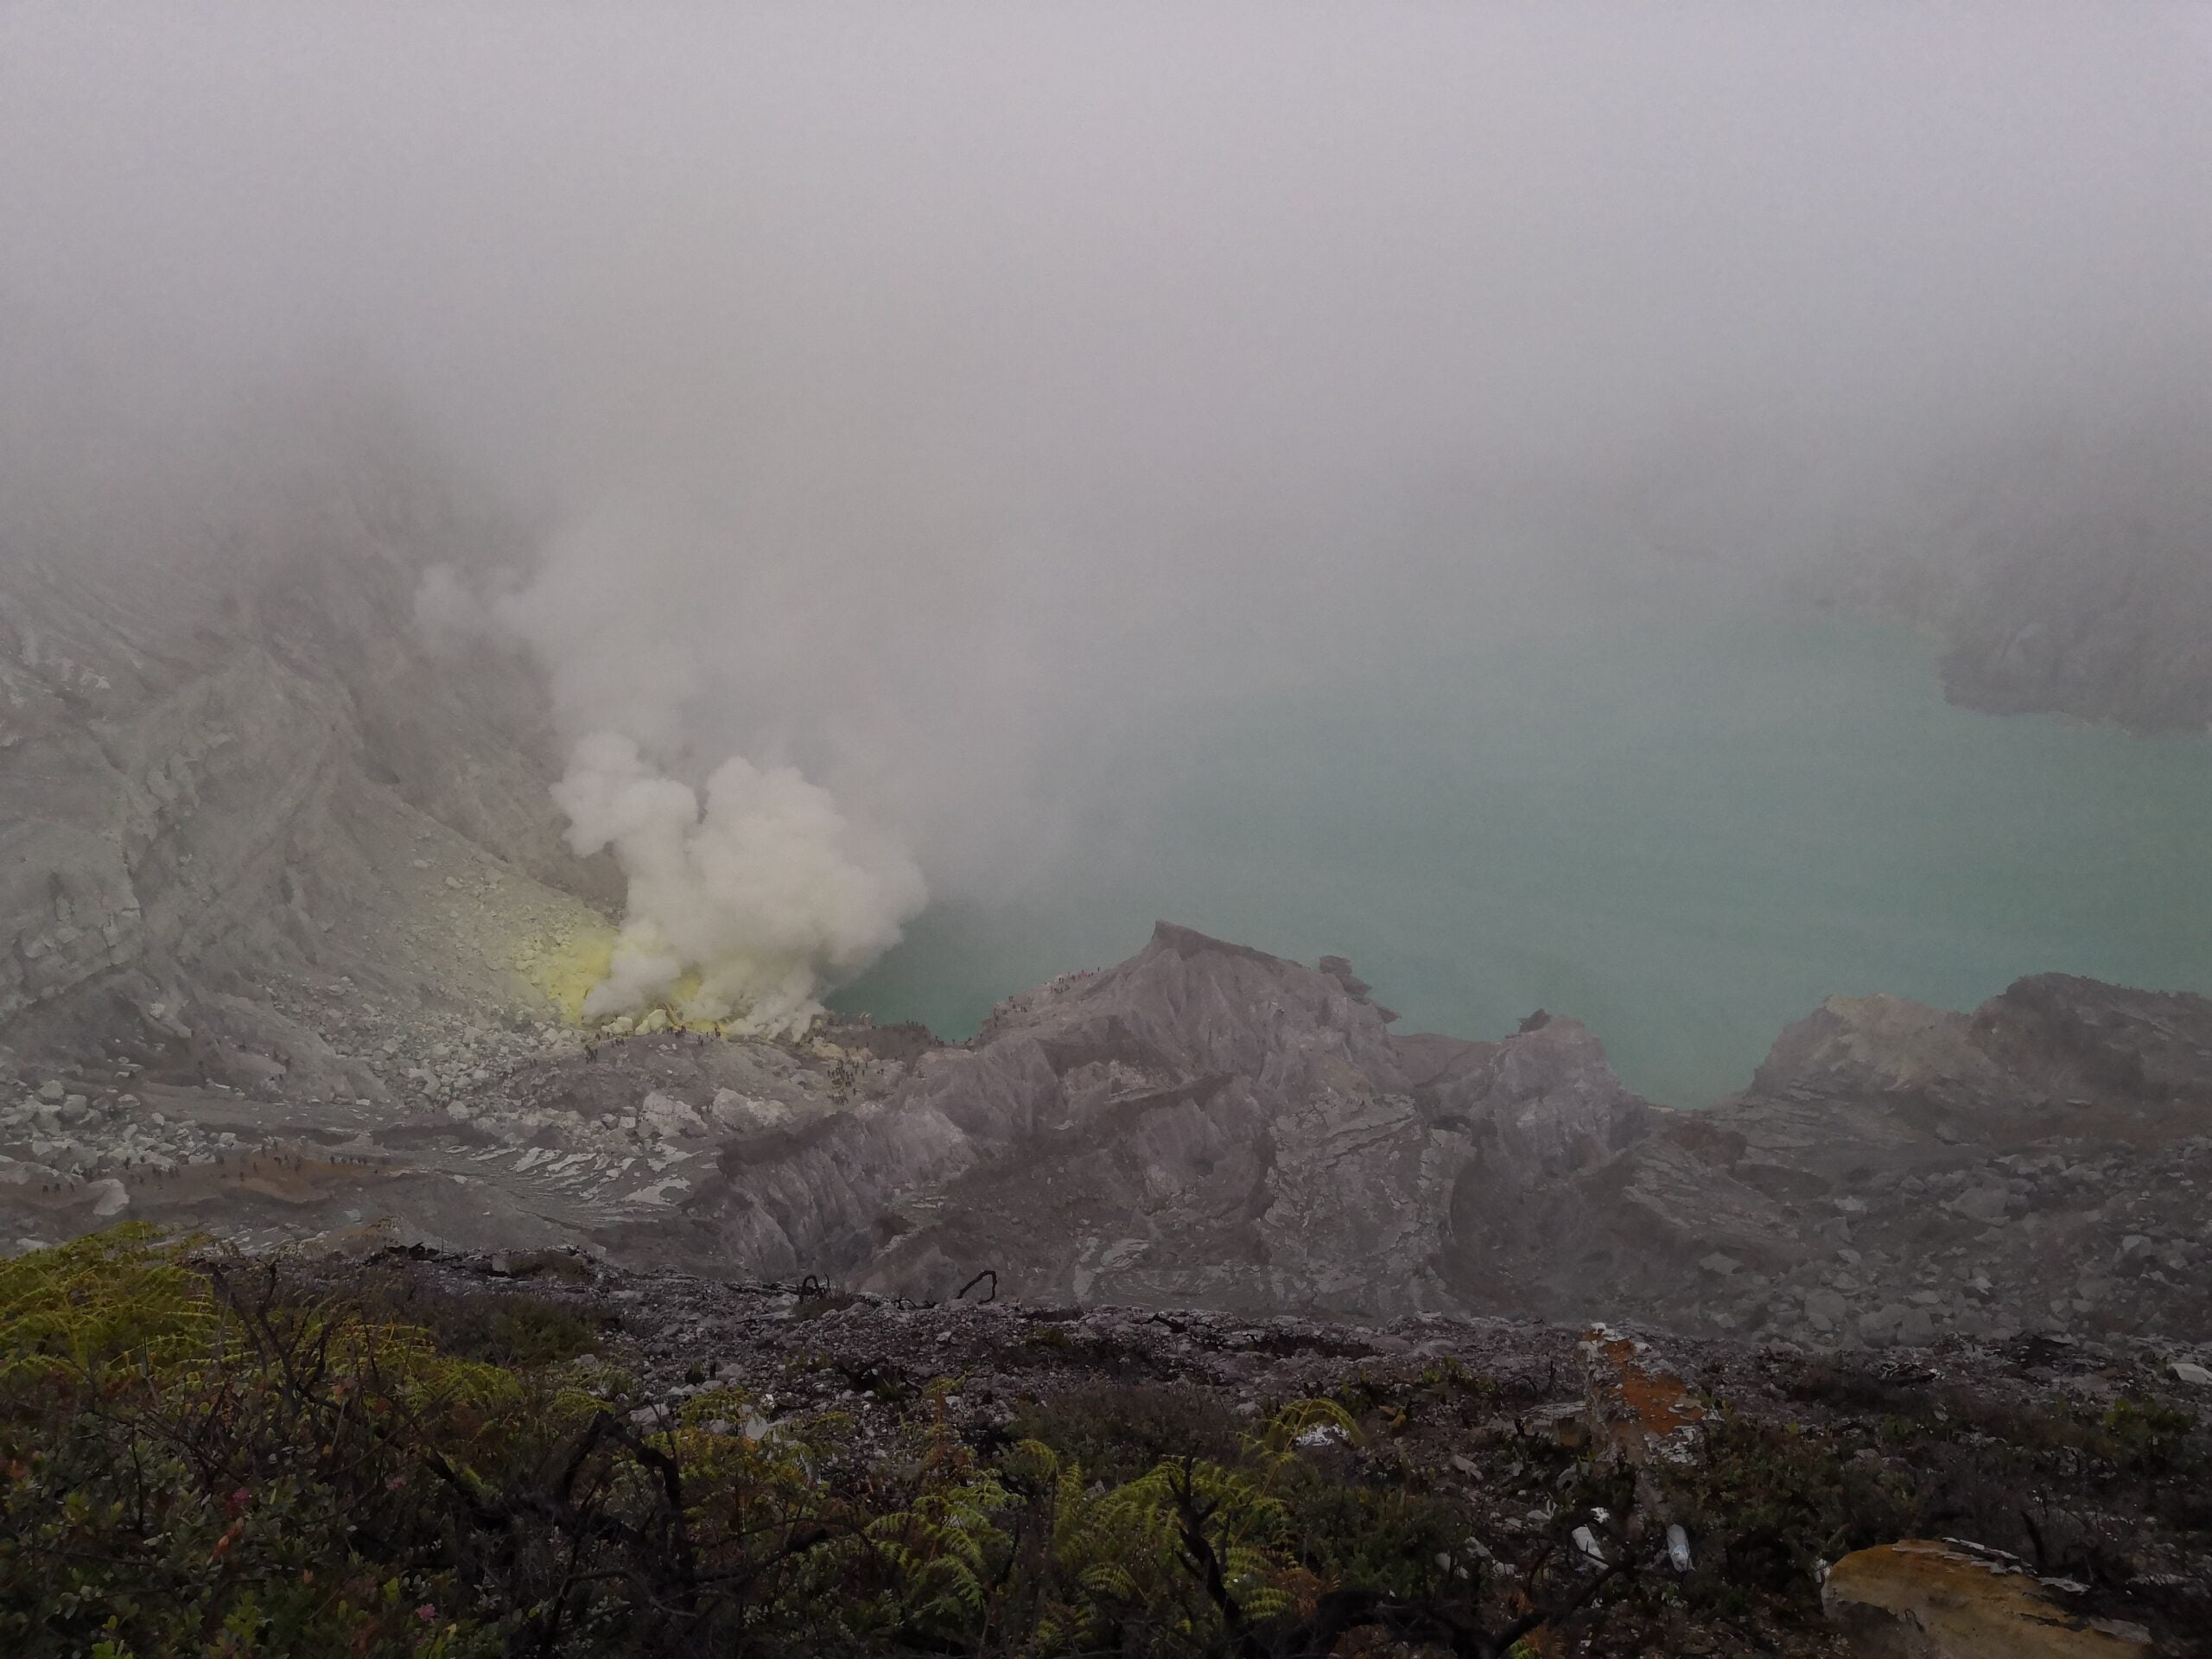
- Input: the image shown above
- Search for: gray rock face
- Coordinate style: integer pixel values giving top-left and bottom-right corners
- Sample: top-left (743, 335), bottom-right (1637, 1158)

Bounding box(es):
top-left (1939, 519), bottom-right (2212, 734)
top-left (651, 924), bottom-right (1652, 1317)
top-left (1559, 975), bottom-right (2212, 1341)
top-left (3, 882), bottom-right (2203, 1347)
top-left (634, 930), bottom-right (2208, 1345)
top-left (0, 440), bottom-right (615, 1097)
top-left (1808, 437), bottom-right (2212, 735)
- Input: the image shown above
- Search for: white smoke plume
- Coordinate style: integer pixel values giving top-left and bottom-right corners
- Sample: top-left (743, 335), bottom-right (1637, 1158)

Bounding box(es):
top-left (415, 550), bottom-right (930, 1029)
top-left (10, 2), bottom-right (2212, 1027)
top-left (550, 733), bottom-right (925, 1033)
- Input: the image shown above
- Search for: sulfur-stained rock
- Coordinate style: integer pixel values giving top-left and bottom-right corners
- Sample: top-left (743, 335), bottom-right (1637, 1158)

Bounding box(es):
top-left (1578, 1325), bottom-right (1705, 1464)
top-left (1822, 1539), bottom-right (2151, 1658)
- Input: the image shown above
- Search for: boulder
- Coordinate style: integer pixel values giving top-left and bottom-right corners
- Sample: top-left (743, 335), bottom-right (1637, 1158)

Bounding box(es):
top-left (639, 1090), bottom-right (709, 1140)
top-left (709, 1089), bottom-right (791, 1134)
top-left (1822, 1539), bottom-right (2151, 1658)
top-left (1949, 1185), bottom-right (2012, 1225)
top-left (1578, 1325), bottom-right (1705, 1465)
top-left (1804, 1288), bottom-right (1849, 1332)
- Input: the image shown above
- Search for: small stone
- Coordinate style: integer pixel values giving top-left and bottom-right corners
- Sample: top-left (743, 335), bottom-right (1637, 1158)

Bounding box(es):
top-left (37, 1081), bottom-right (63, 1103)
top-left (1948, 1185), bottom-right (2012, 1225)
top-left (1859, 1305), bottom-right (1907, 1343)
top-left (1804, 1288), bottom-right (1848, 1332)
top-left (2171, 1361), bottom-right (2212, 1387)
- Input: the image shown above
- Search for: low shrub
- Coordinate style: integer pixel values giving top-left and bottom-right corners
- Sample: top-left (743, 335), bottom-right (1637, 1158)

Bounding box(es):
top-left (3, 1236), bottom-right (1637, 1657)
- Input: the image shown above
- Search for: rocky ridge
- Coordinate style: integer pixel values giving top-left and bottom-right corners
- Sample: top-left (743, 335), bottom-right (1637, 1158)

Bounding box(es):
top-left (10, 916), bottom-right (2204, 1358)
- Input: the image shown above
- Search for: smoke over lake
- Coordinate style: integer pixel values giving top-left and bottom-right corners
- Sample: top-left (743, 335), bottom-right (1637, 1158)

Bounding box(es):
top-left (836, 602), bottom-right (2212, 1104)
top-left (4, 3), bottom-right (2208, 1053)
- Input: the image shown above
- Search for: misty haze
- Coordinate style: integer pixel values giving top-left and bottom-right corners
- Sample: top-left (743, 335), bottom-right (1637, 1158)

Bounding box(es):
top-left (2, 6), bottom-right (2209, 1656)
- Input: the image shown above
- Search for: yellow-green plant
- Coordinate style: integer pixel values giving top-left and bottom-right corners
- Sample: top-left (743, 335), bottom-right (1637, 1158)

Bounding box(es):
top-left (0, 1224), bottom-right (213, 1385)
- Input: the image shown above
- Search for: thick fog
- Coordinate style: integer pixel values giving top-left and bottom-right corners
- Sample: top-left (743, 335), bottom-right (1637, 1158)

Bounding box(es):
top-left (4, 3), bottom-right (2209, 1024)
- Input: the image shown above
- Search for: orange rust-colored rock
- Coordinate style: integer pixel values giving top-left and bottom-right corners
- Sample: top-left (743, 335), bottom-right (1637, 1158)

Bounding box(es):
top-left (1822, 1540), bottom-right (2152, 1658)
top-left (1578, 1325), bottom-right (1706, 1465)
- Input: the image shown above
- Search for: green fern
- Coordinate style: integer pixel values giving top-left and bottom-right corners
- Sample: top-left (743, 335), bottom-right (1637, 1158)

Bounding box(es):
top-left (0, 1225), bottom-right (213, 1385)
top-left (857, 1381), bottom-right (1020, 1640)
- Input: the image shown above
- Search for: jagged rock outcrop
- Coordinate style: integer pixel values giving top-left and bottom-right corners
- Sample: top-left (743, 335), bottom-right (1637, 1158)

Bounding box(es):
top-left (607, 937), bottom-right (2210, 1343)
top-left (1554, 975), bottom-right (2212, 1340)
top-left (630, 923), bottom-right (1652, 1315)
top-left (4, 904), bottom-right (2205, 1348)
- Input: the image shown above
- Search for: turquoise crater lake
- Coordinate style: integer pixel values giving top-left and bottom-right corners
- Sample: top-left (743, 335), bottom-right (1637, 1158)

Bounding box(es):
top-left (831, 607), bottom-right (2212, 1108)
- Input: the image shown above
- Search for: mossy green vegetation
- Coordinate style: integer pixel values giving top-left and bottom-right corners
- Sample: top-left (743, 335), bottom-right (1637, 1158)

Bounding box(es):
top-left (5, 1232), bottom-right (2206, 1656)
top-left (0, 1233), bottom-right (1606, 1656)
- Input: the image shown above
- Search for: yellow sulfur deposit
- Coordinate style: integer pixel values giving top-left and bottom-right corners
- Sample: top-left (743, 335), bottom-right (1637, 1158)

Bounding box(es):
top-left (516, 928), bottom-right (616, 1025)
top-left (516, 929), bottom-right (730, 1035)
